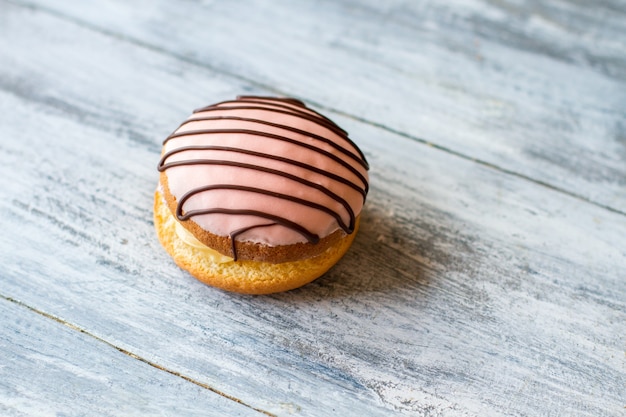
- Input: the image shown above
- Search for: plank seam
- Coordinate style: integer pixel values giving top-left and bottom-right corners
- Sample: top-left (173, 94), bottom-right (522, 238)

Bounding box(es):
top-left (1, 293), bottom-right (277, 417)
top-left (326, 114), bottom-right (626, 218)
top-left (6, 0), bottom-right (626, 219)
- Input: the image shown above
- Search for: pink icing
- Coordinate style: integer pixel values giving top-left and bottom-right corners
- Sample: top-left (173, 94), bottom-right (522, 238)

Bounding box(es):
top-left (159, 96), bottom-right (369, 247)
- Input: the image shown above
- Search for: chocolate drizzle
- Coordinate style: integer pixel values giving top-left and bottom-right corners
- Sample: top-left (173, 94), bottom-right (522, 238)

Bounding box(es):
top-left (173, 116), bottom-right (368, 170)
top-left (159, 145), bottom-right (367, 200)
top-left (160, 130), bottom-right (368, 197)
top-left (158, 96), bottom-right (369, 261)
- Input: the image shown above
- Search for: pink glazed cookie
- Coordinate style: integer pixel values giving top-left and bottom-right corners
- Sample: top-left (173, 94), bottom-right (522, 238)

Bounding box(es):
top-left (154, 96), bottom-right (369, 294)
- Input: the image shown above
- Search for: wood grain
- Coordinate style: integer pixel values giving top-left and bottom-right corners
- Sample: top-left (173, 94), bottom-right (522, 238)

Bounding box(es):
top-left (13, 0), bottom-right (626, 215)
top-left (0, 297), bottom-right (265, 417)
top-left (0, 1), bottom-right (624, 417)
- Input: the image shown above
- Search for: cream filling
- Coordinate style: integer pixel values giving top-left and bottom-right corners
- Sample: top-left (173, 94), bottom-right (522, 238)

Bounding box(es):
top-left (174, 221), bottom-right (234, 264)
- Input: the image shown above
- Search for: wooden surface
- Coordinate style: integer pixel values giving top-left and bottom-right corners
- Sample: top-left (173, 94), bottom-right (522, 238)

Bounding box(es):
top-left (1, 0), bottom-right (624, 416)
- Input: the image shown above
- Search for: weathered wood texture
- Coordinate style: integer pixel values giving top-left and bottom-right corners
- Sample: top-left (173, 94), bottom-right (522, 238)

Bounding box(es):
top-left (15, 0), bottom-right (626, 215)
top-left (0, 298), bottom-right (262, 417)
top-left (0, 1), bottom-right (624, 416)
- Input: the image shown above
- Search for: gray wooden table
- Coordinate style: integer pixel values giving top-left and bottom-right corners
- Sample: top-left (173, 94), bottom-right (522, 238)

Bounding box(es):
top-left (1, 1), bottom-right (625, 416)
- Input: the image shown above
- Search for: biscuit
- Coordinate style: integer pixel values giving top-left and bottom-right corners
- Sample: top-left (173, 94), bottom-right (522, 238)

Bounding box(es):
top-left (154, 96), bottom-right (369, 293)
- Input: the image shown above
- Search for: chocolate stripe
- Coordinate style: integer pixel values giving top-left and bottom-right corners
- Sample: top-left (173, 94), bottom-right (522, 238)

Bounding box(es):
top-left (179, 115), bottom-right (369, 170)
top-left (231, 97), bottom-right (344, 132)
top-left (237, 95), bottom-right (306, 108)
top-left (199, 98), bottom-right (340, 132)
top-left (197, 101), bottom-right (368, 167)
top-left (178, 207), bottom-right (320, 245)
top-left (163, 158), bottom-right (356, 232)
top-left (228, 222), bottom-right (276, 261)
top-left (193, 104), bottom-right (347, 143)
top-left (176, 184), bottom-right (353, 234)
top-left (162, 128), bottom-right (369, 191)
top-left (198, 96), bottom-right (367, 166)
top-left (158, 145), bottom-right (367, 200)
top-left (190, 103), bottom-right (368, 167)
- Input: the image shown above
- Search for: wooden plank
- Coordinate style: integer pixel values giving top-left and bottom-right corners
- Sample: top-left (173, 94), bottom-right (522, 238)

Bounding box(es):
top-left (0, 3), bottom-right (624, 417)
top-left (354, 0), bottom-right (626, 81)
top-left (13, 0), bottom-right (626, 215)
top-left (0, 297), bottom-right (265, 417)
